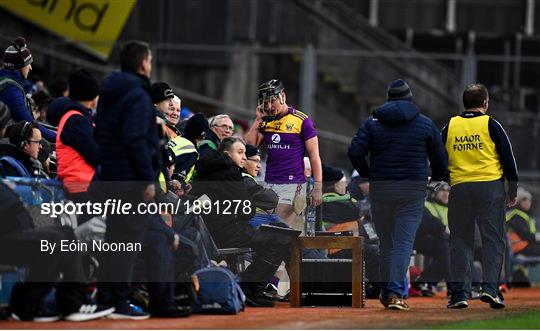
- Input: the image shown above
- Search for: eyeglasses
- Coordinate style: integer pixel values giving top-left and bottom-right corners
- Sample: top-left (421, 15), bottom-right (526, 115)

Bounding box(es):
top-left (26, 140), bottom-right (41, 145)
top-left (214, 124), bottom-right (234, 132)
top-left (247, 158), bottom-right (261, 164)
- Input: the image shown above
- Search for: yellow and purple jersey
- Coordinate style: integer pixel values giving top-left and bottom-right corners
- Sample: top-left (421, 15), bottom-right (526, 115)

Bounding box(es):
top-left (261, 106), bottom-right (317, 184)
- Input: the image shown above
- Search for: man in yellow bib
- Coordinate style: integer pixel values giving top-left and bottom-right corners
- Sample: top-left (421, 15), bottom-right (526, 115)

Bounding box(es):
top-left (443, 84), bottom-right (518, 310)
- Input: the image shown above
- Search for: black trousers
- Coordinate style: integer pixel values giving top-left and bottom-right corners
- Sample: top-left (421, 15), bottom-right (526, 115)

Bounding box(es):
top-left (0, 226), bottom-right (87, 318)
top-left (97, 188), bottom-right (150, 305)
top-left (447, 180), bottom-right (506, 299)
top-left (141, 229), bottom-right (175, 313)
top-left (216, 225), bottom-right (291, 290)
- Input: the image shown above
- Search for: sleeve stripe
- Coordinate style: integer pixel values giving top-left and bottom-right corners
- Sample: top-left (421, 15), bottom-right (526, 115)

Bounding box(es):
top-left (491, 118), bottom-right (518, 175)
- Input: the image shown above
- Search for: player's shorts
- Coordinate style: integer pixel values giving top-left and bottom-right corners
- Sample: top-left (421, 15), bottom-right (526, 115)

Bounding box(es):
top-left (264, 182), bottom-right (306, 205)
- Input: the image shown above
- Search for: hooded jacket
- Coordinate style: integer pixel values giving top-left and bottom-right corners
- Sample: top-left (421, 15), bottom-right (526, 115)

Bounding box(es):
top-left (348, 100), bottom-right (448, 199)
top-left (0, 69), bottom-right (56, 142)
top-left (94, 71), bottom-right (160, 184)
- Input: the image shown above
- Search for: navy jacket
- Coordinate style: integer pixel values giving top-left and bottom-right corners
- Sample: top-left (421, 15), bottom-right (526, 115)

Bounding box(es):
top-left (47, 97), bottom-right (100, 168)
top-left (0, 69), bottom-right (56, 142)
top-left (348, 100), bottom-right (448, 199)
top-left (94, 71), bottom-right (160, 184)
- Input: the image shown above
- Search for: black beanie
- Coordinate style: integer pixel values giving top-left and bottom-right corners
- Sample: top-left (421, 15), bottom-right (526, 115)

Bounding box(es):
top-left (3, 37), bottom-right (33, 71)
top-left (245, 144), bottom-right (260, 158)
top-left (184, 113), bottom-right (209, 142)
top-left (151, 82), bottom-right (174, 104)
top-left (322, 164), bottom-right (344, 183)
top-left (387, 79), bottom-right (413, 101)
top-left (69, 69), bottom-right (99, 101)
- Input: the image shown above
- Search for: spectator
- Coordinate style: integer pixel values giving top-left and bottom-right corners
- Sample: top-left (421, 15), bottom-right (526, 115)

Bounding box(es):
top-left (0, 121), bottom-right (47, 177)
top-left (443, 83), bottom-right (518, 309)
top-left (241, 143), bottom-right (280, 228)
top-left (47, 69), bottom-right (100, 201)
top-left (348, 79), bottom-right (447, 310)
top-left (191, 137), bottom-right (291, 307)
top-left (245, 79), bottom-right (323, 228)
top-left (413, 182), bottom-right (451, 297)
top-left (0, 37), bottom-right (55, 142)
top-left (320, 164), bottom-right (381, 298)
top-left (151, 82), bottom-right (180, 139)
top-left (94, 40), bottom-right (160, 319)
top-left (506, 187), bottom-right (539, 257)
top-left (199, 114), bottom-right (232, 154)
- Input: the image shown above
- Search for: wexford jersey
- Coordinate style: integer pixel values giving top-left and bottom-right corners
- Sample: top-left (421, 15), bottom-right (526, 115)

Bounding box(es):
top-left (261, 106), bottom-right (317, 184)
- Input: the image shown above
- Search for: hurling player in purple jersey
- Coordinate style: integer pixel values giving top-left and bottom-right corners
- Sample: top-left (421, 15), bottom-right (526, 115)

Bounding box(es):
top-left (245, 79), bottom-right (322, 227)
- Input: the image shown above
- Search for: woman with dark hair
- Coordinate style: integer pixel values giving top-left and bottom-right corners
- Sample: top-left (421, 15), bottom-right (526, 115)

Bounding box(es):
top-left (191, 137), bottom-right (291, 307)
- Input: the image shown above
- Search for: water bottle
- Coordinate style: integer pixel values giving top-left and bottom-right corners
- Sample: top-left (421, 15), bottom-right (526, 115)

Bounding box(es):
top-left (305, 204), bottom-right (316, 237)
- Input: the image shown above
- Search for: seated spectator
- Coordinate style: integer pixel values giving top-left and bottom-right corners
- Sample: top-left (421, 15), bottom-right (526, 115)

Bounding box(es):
top-left (241, 144), bottom-right (280, 228)
top-left (506, 187), bottom-right (539, 257)
top-left (191, 137), bottom-right (291, 307)
top-left (151, 82), bottom-right (181, 139)
top-left (413, 182), bottom-right (451, 297)
top-left (0, 121), bottom-right (47, 177)
top-left (319, 165), bottom-right (380, 293)
top-left (199, 114), bottom-right (233, 154)
top-left (47, 69), bottom-right (100, 201)
top-left (0, 112), bottom-right (114, 322)
top-left (0, 37), bottom-right (55, 142)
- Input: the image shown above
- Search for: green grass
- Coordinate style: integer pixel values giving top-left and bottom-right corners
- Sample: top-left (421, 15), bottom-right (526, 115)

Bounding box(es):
top-left (432, 310), bottom-right (540, 329)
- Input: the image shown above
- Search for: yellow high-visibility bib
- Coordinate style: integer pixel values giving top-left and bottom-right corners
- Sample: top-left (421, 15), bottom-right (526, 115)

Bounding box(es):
top-left (446, 115), bottom-right (502, 186)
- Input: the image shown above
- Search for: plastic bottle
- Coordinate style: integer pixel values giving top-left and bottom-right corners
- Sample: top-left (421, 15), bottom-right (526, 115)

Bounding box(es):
top-left (305, 204), bottom-right (316, 237)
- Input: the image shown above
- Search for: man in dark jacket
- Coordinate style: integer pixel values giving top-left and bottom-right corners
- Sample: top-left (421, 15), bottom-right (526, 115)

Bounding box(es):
top-left (192, 148), bottom-right (291, 307)
top-left (47, 69), bottom-right (100, 201)
top-left (0, 37), bottom-right (55, 142)
top-left (94, 40), bottom-right (161, 319)
top-left (348, 79), bottom-right (448, 310)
